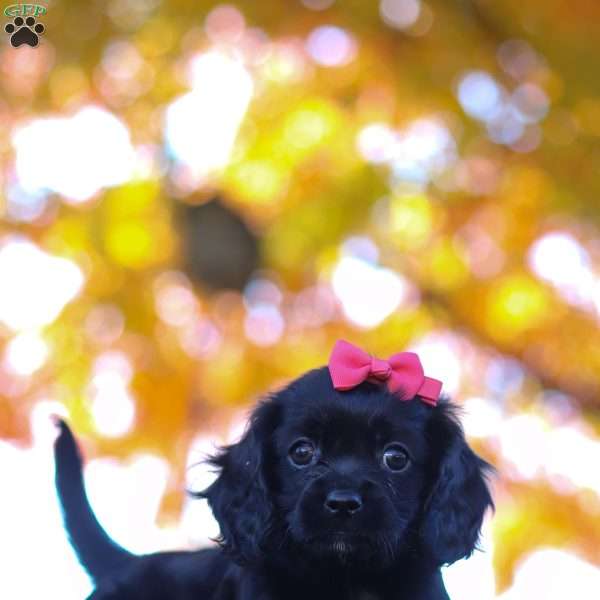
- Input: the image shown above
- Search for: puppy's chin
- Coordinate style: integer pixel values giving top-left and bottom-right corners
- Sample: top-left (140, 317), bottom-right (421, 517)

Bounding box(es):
top-left (311, 533), bottom-right (369, 560)
top-left (294, 531), bottom-right (403, 569)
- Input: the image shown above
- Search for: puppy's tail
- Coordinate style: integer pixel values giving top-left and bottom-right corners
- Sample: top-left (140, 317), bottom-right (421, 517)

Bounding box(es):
top-left (53, 419), bottom-right (134, 583)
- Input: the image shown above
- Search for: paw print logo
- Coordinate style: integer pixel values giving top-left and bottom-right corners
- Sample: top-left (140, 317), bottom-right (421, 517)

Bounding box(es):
top-left (5, 16), bottom-right (45, 48)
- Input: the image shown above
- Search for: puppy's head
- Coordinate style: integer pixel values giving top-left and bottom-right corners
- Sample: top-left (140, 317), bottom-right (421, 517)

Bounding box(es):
top-left (202, 367), bottom-right (493, 571)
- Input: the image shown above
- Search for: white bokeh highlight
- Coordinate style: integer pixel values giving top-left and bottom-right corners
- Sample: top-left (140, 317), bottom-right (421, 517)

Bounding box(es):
top-left (0, 238), bottom-right (84, 331)
top-left (165, 51), bottom-right (253, 180)
top-left (306, 26), bottom-right (357, 67)
top-left (357, 118), bottom-right (456, 185)
top-left (89, 351), bottom-right (136, 438)
top-left (3, 330), bottom-right (49, 376)
top-left (498, 549), bottom-right (600, 600)
top-left (13, 106), bottom-right (137, 202)
top-left (528, 231), bottom-right (596, 310)
top-left (332, 255), bottom-right (410, 328)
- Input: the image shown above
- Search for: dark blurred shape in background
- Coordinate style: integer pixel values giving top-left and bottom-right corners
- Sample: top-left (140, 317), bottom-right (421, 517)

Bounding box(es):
top-left (178, 198), bottom-right (260, 291)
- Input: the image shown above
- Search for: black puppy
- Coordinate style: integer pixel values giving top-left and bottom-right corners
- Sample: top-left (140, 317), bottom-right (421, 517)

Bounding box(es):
top-left (54, 362), bottom-right (493, 599)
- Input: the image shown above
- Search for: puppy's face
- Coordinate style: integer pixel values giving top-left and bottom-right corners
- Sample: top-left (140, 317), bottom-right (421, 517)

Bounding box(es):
top-left (204, 367), bottom-right (493, 572)
top-left (272, 385), bottom-right (429, 567)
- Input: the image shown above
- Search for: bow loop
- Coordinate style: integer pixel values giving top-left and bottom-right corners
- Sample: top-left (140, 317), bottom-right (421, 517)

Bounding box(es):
top-left (328, 340), bottom-right (442, 406)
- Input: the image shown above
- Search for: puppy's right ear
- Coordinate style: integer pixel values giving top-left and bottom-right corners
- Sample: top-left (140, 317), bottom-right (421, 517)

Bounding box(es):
top-left (199, 400), bottom-right (280, 565)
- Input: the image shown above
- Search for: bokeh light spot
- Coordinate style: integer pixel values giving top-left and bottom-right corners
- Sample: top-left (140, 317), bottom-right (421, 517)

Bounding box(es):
top-left (306, 25), bottom-right (357, 67)
top-left (512, 83), bottom-right (549, 123)
top-left (205, 5), bottom-right (246, 44)
top-left (90, 351), bottom-right (136, 438)
top-left (302, 0), bottom-right (335, 9)
top-left (380, 0), bottom-right (421, 30)
top-left (389, 193), bottom-right (434, 247)
top-left (497, 39), bottom-right (541, 81)
top-left (228, 160), bottom-right (288, 204)
top-left (283, 104), bottom-right (337, 151)
top-left (4, 331), bottom-right (49, 376)
top-left (0, 239), bottom-right (84, 331)
top-left (457, 71), bottom-right (502, 122)
top-left (356, 123), bottom-right (397, 163)
top-left (488, 275), bottom-right (550, 336)
top-left (426, 239), bottom-right (469, 291)
top-left (332, 255), bottom-right (410, 328)
top-left (244, 304), bottom-right (285, 346)
top-left (13, 107), bottom-right (136, 203)
top-left (528, 231), bottom-right (594, 308)
top-left (105, 222), bottom-right (155, 268)
top-left (165, 51), bottom-right (253, 181)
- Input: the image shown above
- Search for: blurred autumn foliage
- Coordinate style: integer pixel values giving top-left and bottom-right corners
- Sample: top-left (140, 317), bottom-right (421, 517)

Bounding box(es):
top-left (1, 0), bottom-right (600, 594)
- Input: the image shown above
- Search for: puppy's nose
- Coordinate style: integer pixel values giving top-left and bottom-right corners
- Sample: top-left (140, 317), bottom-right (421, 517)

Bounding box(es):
top-left (324, 490), bottom-right (363, 515)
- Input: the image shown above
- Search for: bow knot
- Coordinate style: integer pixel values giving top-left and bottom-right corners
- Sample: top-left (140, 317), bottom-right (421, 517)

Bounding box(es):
top-left (370, 356), bottom-right (392, 380)
top-left (328, 340), bottom-right (442, 406)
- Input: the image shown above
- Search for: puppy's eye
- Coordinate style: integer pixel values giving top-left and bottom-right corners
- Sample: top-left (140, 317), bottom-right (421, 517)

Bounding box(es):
top-left (382, 444), bottom-right (411, 472)
top-left (288, 439), bottom-right (316, 467)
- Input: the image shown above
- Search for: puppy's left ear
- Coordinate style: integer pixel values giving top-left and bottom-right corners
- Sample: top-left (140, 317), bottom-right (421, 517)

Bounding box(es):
top-left (420, 403), bottom-right (494, 566)
top-left (200, 400), bottom-right (280, 565)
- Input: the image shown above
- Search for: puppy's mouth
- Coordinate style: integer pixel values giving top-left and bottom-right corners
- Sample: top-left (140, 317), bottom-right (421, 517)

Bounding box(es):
top-left (305, 531), bottom-right (371, 551)
top-left (326, 535), bottom-right (358, 557)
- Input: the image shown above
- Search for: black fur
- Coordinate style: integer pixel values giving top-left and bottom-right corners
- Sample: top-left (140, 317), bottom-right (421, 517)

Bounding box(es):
top-left (54, 367), bottom-right (494, 599)
top-left (53, 419), bottom-right (134, 582)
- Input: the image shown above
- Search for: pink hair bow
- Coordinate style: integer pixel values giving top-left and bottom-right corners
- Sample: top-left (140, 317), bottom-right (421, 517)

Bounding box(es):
top-left (328, 340), bottom-right (442, 406)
